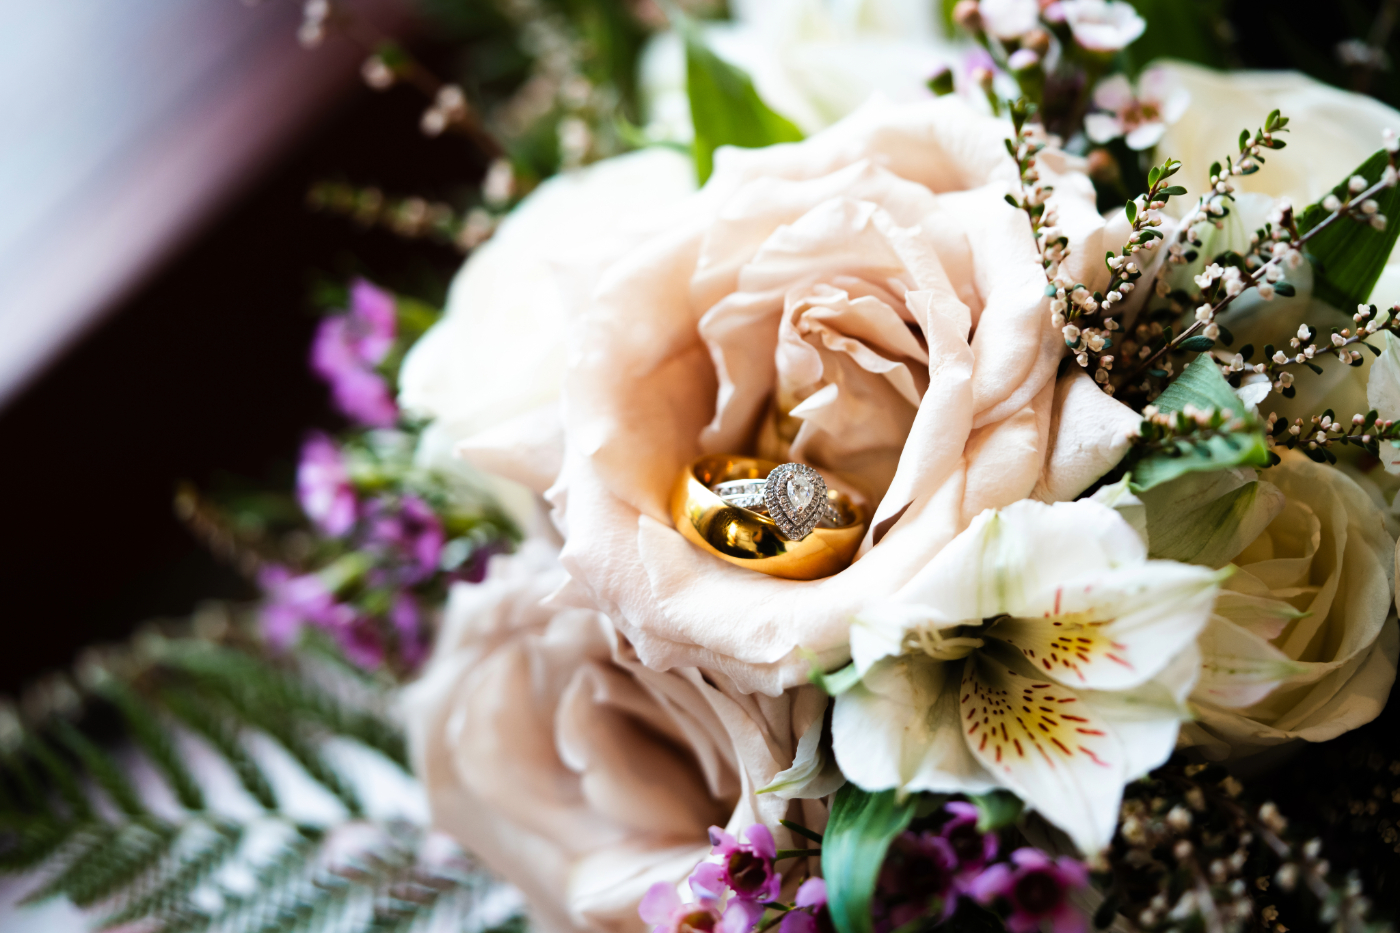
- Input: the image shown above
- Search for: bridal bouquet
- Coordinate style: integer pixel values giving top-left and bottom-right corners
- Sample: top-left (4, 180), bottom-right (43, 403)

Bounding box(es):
top-left (9, 2), bottom-right (1400, 933)
top-left (393, 4), bottom-right (1400, 933)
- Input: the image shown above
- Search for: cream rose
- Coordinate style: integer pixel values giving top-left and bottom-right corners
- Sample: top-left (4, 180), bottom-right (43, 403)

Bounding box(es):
top-left (398, 147), bottom-right (697, 525)
top-left (1177, 453), bottom-right (1399, 760)
top-left (534, 97), bottom-right (1144, 697)
top-left (402, 542), bottom-right (832, 933)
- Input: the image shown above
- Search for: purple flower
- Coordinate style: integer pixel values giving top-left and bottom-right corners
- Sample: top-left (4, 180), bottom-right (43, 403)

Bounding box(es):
top-left (708, 824), bottom-right (782, 903)
top-left (309, 280), bottom-right (399, 428)
top-left (391, 591), bottom-right (427, 667)
top-left (368, 496), bottom-right (445, 583)
top-left (780, 879), bottom-right (833, 933)
top-left (296, 432), bottom-right (357, 536)
top-left (258, 565), bottom-right (350, 647)
top-left (875, 831), bottom-right (960, 930)
top-left (939, 802), bottom-right (998, 877)
top-left (639, 876), bottom-right (763, 933)
top-left (346, 279), bottom-right (396, 364)
top-left (970, 848), bottom-right (1088, 933)
top-left (334, 614), bottom-right (386, 669)
top-left (311, 317), bottom-right (399, 427)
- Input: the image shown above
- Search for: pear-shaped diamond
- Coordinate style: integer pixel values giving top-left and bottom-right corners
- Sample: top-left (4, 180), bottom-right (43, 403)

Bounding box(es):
top-left (786, 474), bottom-right (815, 511)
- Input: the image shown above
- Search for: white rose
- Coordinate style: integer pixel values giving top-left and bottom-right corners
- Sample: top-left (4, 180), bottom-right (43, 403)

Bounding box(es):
top-left (402, 542), bottom-right (831, 933)
top-left (639, 0), bottom-right (954, 139)
top-left (1177, 453), bottom-right (1399, 760)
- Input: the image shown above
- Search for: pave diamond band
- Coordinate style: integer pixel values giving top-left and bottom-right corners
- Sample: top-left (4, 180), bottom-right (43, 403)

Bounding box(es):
top-left (711, 463), bottom-right (838, 540)
top-left (674, 455), bottom-right (867, 579)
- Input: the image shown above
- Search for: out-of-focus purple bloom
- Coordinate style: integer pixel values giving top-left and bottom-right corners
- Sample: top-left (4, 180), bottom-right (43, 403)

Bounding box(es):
top-left (335, 614), bottom-right (386, 669)
top-left (971, 848), bottom-right (1088, 933)
top-left (259, 565), bottom-right (350, 647)
top-left (452, 539), bottom-right (507, 584)
top-left (708, 824), bottom-right (782, 903)
top-left (876, 831), bottom-right (960, 930)
top-left (391, 591), bottom-right (427, 667)
top-left (346, 279), bottom-right (396, 364)
top-left (780, 878), bottom-right (833, 933)
top-left (311, 316), bottom-right (399, 427)
top-left (940, 802), bottom-right (998, 877)
top-left (639, 878), bottom-right (763, 933)
top-left (368, 496), bottom-right (445, 583)
top-left (297, 432), bottom-right (357, 536)
top-left (309, 280), bottom-right (399, 428)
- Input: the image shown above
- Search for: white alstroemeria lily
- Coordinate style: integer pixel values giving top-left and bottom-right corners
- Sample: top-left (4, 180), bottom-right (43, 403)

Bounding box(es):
top-left (831, 499), bottom-right (1225, 854)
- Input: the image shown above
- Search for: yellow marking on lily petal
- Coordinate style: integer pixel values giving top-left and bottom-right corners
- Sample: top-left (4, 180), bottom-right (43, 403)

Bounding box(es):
top-left (959, 659), bottom-right (1114, 774)
top-left (987, 594), bottom-right (1133, 685)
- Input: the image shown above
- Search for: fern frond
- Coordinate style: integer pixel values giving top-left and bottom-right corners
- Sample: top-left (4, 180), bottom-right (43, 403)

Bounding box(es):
top-left (100, 680), bottom-right (205, 811)
top-left (0, 617), bottom-right (523, 933)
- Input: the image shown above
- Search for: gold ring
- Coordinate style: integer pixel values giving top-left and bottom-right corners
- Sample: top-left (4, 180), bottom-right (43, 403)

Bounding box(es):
top-left (670, 455), bottom-right (867, 580)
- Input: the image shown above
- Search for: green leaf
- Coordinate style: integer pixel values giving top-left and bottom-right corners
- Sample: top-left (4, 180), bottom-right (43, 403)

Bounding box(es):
top-left (823, 785), bottom-right (917, 933)
top-left (1153, 353), bottom-right (1239, 414)
top-left (681, 22), bottom-right (803, 184)
top-left (1298, 149), bottom-right (1400, 310)
top-left (970, 790), bottom-right (1024, 832)
top-left (1178, 335), bottom-right (1216, 352)
top-left (1130, 356), bottom-right (1271, 490)
top-left (1131, 432), bottom-right (1270, 491)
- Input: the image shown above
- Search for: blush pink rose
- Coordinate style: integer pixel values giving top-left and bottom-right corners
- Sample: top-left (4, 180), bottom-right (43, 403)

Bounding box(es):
top-left (531, 97), bottom-right (1143, 695)
top-left (402, 543), bottom-right (831, 933)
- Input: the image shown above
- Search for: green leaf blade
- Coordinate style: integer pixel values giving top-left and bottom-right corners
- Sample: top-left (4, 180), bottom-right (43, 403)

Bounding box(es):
top-left (1298, 149), bottom-right (1400, 310)
top-left (822, 785), bottom-right (916, 933)
top-left (683, 27), bottom-right (803, 183)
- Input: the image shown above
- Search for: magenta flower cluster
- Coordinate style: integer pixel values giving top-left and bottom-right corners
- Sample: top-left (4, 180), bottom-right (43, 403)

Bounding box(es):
top-left (876, 803), bottom-right (1086, 933)
top-left (261, 431), bottom-right (456, 669)
top-left (637, 805), bottom-right (1086, 933)
top-left (640, 825), bottom-right (781, 933)
top-left (310, 279), bottom-right (400, 428)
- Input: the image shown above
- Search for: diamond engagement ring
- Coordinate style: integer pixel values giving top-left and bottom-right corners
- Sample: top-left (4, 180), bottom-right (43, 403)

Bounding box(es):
top-left (670, 455), bottom-right (867, 581)
top-left (711, 463), bottom-right (840, 540)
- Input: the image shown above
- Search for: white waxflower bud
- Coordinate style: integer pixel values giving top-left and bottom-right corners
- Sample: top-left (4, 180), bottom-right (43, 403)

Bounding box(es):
top-left (1088, 333), bottom-right (1107, 352)
top-left (1204, 323), bottom-right (1220, 339)
top-left (1323, 194), bottom-right (1343, 212)
top-left (1196, 304), bottom-right (1215, 322)
top-left (1108, 290), bottom-right (1123, 302)
top-left (1050, 312), bottom-right (1066, 328)
top-left (1373, 214), bottom-right (1388, 231)
top-left (1273, 350), bottom-right (1289, 365)
top-left (1258, 282), bottom-right (1276, 300)
top-left (1362, 198), bottom-right (1380, 215)
top-left (1298, 324), bottom-right (1311, 339)
top-left (1385, 128), bottom-right (1400, 154)
top-left (1279, 372), bottom-right (1294, 388)
top-left (1062, 324), bottom-right (1081, 344)
top-left (1385, 164), bottom-right (1399, 186)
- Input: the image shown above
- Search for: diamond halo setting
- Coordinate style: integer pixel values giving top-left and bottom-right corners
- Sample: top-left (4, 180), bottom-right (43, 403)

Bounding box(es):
top-left (762, 462), bottom-right (828, 540)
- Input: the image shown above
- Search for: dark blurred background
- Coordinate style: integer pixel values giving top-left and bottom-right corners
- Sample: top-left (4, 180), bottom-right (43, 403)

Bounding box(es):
top-left (0, 4), bottom-right (486, 692)
top-left (1, 0), bottom-right (1397, 693)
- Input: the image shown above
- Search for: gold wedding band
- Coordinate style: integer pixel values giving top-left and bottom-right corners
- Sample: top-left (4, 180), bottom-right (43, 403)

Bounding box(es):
top-left (670, 455), bottom-right (866, 580)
